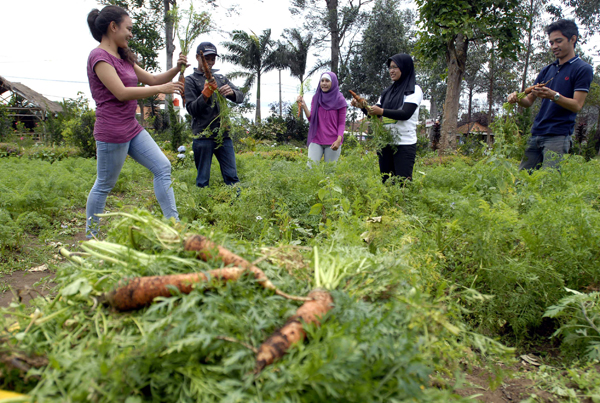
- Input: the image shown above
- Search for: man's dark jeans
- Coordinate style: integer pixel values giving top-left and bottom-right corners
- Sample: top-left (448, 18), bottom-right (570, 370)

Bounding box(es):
top-left (192, 137), bottom-right (239, 188)
top-left (519, 135), bottom-right (572, 171)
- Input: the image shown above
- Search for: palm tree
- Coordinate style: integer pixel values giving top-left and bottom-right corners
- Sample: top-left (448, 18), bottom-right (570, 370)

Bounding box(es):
top-left (279, 28), bottom-right (314, 119)
top-left (221, 29), bottom-right (281, 122)
top-left (281, 28), bottom-right (313, 88)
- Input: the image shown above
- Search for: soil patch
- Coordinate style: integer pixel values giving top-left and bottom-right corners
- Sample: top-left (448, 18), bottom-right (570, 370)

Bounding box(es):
top-left (0, 271), bottom-right (56, 308)
top-left (454, 364), bottom-right (558, 402)
top-left (0, 230), bottom-right (90, 309)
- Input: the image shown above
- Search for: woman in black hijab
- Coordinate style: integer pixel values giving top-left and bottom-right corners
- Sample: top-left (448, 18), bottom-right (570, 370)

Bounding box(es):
top-left (352, 53), bottom-right (423, 183)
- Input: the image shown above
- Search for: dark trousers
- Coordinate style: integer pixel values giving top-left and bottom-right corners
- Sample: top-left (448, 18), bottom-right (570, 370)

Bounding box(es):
top-left (519, 135), bottom-right (571, 171)
top-left (192, 137), bottom-right (239, 188)
top-left (378, 143), bottom-right (417, 184)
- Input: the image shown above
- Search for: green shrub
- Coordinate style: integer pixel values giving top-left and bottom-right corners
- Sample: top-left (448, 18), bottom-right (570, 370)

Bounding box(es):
top-left (0, 208), bottom-right (22, 250)
top-left (23, 144), bottom-right (80, 163)
top-left (0, 104), bottom-right (11, 141)
top-left (544, 289), bottom-right (600, 360)
top-left (248, 118), bottom-right (287, 141)
top-left (0, 142), bottom-right (21, 158)
top-left (62, 109), bottom-right (97, 158)
top-left (15, 211), bottom-right (52, 234)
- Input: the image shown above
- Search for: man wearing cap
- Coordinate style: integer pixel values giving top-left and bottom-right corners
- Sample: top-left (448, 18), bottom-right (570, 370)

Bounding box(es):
top-left (507, 19), bottom-right (593, 171)
top-left (185, 42), bottom-right (245, 188)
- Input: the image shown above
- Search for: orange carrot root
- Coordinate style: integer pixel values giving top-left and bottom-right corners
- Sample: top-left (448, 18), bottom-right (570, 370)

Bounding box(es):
top-left (199, 51), bottom-right (215, 84)
top-left (297, 100), bottom-right (302, 118)
top-left (178, 72), bottom-right (186, 106)
top-left (349, 90), bottom-right (368, 109)
top-left (105, 267), bottom-right (245, 311)
top-left (523, 78), bottom-right (553, 95)
top-left (255, 289), bottom-right (334, 373)
top-left (184, 235), bottom-right (311, 302)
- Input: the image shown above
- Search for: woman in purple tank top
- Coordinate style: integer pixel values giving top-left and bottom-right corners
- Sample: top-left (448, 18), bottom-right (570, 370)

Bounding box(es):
top-left (297, 72), bottom-right (347, 166)
top-left (85, 5), bottom-right (188, 238)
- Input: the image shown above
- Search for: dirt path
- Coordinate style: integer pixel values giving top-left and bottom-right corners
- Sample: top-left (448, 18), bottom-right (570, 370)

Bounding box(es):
top-left (453, 364), bottom-right (558, 402)
top-left (0, 231), bottom-right (88, 309)
top-left (0, 271), bottom-right (56, 308)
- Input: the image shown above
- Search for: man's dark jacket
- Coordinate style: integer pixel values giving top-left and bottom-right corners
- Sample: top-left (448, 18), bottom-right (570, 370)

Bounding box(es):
top-left (184, 67), bottom-right (244, 139)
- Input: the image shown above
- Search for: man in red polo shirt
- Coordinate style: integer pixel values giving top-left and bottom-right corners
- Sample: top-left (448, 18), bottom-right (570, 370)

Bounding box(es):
top-left (507, 19), bottom-right (594, 171)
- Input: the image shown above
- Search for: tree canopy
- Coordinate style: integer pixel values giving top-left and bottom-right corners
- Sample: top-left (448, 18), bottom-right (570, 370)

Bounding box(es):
top-left (341, 0), bottom-right (415, 103)
top-left (414, 0), bottom-right (526, 151)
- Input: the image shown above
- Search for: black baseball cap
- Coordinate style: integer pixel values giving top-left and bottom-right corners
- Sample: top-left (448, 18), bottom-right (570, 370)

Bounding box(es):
top-left (197, 42), bottom-right (218, 56)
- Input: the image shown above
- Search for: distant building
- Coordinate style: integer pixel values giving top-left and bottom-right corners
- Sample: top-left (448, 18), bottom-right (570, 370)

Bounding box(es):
top-left (0, 74), bottom-right (63, 132)
top-left (457, 121), bottom-right (493, 144)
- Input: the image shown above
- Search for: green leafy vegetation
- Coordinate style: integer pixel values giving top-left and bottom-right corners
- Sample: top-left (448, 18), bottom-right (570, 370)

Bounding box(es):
top-left (2, 133), bottom-right (600, 400)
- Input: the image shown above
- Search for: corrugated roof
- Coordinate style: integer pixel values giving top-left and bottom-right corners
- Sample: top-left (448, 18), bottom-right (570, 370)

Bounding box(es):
top-left (0, 75), bottom-right (63, 114)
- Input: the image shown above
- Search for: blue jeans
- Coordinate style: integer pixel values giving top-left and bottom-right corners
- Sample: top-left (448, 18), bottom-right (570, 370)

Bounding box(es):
top-left (307, 143), bottom-right (341, 167)
top-left (86, 130), bottom-right (178, 238)
top-left (519, 135), bottom-right (571, 171)
top-left (192, 137), bottom-right (239, 188)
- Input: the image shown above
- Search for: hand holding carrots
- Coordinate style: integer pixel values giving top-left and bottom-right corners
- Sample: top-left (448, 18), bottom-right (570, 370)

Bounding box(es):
top-left (368, 105), bottom-right (384, 116)
top-left (176, 52), bottom-right (190, 72)
top-left (330, 138), bottom-right (342, 151)
top-left (350, 98), bottom-right (363, 108)
top-left (161, 81), bottom-right (184, 95)
top-left (202, 80), bottom-right (218, 99)
top-left (296, 95), bottom-right (305, 118)
top-left (218, 84), bottom-right (234, 97)
top-left (508, 79), bottom-right (554, 104)
top-left (349, 90), bottom-right (368, 109)
top-left (507, 91), bottom-right (520, 104)
top-left (531, 86), bottom-right (559, 100)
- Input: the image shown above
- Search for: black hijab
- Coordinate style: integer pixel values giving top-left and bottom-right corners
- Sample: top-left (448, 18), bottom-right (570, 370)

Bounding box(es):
top-left (379, 54), bottom-right (416, 110)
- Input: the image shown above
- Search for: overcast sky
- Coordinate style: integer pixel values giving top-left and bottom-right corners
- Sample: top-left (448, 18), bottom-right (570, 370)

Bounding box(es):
top-left (1, 0), bottom-right (598, 121)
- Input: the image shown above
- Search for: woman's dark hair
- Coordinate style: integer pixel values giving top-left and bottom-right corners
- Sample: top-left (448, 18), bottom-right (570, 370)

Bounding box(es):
top-left (87, 6), bottom-right (137, 65)
top-left (545, 19), bottom-right (579, 45)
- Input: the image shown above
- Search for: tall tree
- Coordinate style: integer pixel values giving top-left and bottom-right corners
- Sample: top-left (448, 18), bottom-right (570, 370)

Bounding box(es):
top-left (462, 41), bottom-right (487, 133)
top-left (518, 0), bottom-right (548, 93)
top-left (562, 0), bottom-right (600, 33)
top-left (480, 42), bottom-right (519, 119)
top-left (289, 0), bottom-right (373, 75)
top-left (415, 0), bottom-right (525, 152)
top-left (342, 0), bottom-right (415, 103)
top-left (221, 29), bottom-right (281, 122)
top-left (418, 59), bottom-right (447, 121)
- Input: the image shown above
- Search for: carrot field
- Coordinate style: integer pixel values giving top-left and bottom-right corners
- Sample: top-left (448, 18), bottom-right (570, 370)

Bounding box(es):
top-left (1, 138), bottom-right (600, 402)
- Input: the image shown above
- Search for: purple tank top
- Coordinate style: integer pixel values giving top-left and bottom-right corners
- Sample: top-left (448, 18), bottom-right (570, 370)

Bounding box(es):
top-left (87, 48), bottom-right (143, 143)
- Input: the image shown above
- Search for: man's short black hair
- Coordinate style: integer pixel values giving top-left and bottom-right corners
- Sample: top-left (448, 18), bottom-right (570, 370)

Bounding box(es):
top-left (545, 19), bottom-right (579, 45)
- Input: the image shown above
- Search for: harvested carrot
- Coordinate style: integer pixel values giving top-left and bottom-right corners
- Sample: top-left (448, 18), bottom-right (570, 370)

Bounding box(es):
top-left (524, 78), bottom-right (553, 95)
top-left (178, 71), bottom-right (186, 106)
top-left (254, 289), bottom-right (334, 373)
top-left (184, 235), bottom-right (311, 302)
top-left (105, 267), bottom-right (245, 311)
top-left (349, 90), bottom-right (368, 109)
top-left (297, 100), bottom-right (302, 118)
top-left (199, 51), bottom-right (216, 85)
